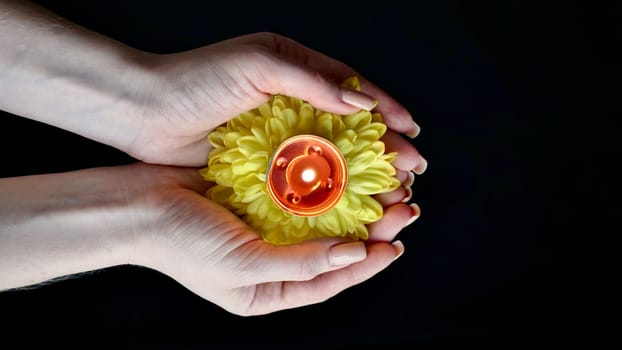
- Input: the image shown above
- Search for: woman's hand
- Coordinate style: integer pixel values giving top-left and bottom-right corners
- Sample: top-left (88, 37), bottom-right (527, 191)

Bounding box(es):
top-left (126, 163), bottom-right (413, 316)
top-left (131, 32), bottom-right (426, 175)
top-left (1, 4), bottom-right (425, 174)
top-left (0, 163), bottom-right (414, 316)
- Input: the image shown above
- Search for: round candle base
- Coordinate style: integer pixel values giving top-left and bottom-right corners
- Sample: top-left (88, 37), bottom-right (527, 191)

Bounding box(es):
top-left (266, 135), bottom-right (348, 217)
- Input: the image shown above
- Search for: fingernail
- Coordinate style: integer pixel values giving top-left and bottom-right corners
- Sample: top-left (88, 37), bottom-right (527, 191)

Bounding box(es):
top-left (401, 186), bottom-right (413, 203)
top-left (340, 89), bottom-right (378, 111)
top-left (392, 240), bottom-right (405, 261)
top-left (404, 171), bottom-right (415, 187)
top-left (329, 241), bottom-right (367, 266)
top-left (413, 156), bottom-right (428, 175)
top-left (405, 203), bottom-right (421, 227)
top-left (405, 120), bottom-right (421, 138)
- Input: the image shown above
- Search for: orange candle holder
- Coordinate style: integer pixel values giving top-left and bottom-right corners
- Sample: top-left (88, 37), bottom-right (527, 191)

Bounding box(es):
top-left (266, 135), bottom-right (348, 217)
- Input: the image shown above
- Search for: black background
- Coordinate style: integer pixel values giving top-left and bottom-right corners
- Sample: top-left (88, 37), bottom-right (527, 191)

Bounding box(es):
top-left (1, 0), bottom-right (620, 347)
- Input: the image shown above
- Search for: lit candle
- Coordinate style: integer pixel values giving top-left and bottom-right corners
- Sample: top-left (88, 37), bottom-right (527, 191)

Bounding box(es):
top-left (266, 135), bottom-right (347, 216)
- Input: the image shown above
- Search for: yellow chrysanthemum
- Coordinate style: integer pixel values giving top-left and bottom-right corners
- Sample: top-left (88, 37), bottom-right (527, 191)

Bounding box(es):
top-left (199, 77), bottom-right (400, 245)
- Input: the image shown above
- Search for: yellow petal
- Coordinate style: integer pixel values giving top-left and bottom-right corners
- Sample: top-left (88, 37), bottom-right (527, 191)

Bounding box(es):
top-left (207, 147), bottom-right (228, 166)
top-left (267, 117), bottom-right (289, 145)
top-left (251, 126), bottom-right (269, 146)
top-left (272, 96), bottom-right (288, 112)
top-left (225, 131), bottom-right (246, 148)
top-left (340, 76), bottom-right (361, 91)
top-left (347, 150), bottom-right (378, 175)
top-left (357, 124), bottom-right (387, 141)
top-left (352, 139), bottom-right (386, 156)
top-left (358, 195), bottom-right (383, 223)
top-left (317, 210), bottom-right (340, 234)
top-left (208, 128), bottom-right (227, 148)
top-left (344, 110), bottom-right (372, 131)
top-left (287, 215), bottom-right (304, 229)
top-left (313, 112), bottom-right (335, 139)
top-left (334, 136), bottom-right (354, 157)
top-left (348, 172), bottom-right (393, 194)
top-left (298, 103), bottom-right (315, 133)
top-left (238, 183), bottom-right (266, 203)
top-left (354, 222), bottom-right (369, 240)
top-left (343, 191), bottom-right (362, 211)
top-left (229, 112), bottom-right (257, 134)
top-left (238, 136), bottom-right (270, 156)
top-left (209, 164), bottom-right (234, 187)
top-left (232, 158), bottom-right (266, 175)
top-left (258, 102), bottom-right (272, 118)
top-left (281, 108), bottom-right (299, 130)
top-left (268, 205), bottom-right (285, 222)
top-left (334, 206), bottom-right (357, 234)
top-left (286, 95), bottom-right (303, 111)
top-left (247, 196), bottom-right (267, 218)
top-left (371, 112), bottom-right (384, 124)
top-left (219, 149), bottom-right (244, 163)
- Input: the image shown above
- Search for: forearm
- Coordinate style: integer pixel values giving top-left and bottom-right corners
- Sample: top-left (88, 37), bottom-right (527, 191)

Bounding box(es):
top-left (0, 166), bottom-right (137, 290)
top-left (0, 0), bottom-right (155, 153)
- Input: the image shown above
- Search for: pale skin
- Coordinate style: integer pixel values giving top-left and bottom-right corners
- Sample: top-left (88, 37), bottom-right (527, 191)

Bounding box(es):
top-left (0, 1), bottom-right (427, 315)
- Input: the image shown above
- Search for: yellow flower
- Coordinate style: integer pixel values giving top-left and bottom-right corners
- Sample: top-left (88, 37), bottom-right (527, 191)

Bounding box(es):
top-left (200, 77), bottom-right (400, 245)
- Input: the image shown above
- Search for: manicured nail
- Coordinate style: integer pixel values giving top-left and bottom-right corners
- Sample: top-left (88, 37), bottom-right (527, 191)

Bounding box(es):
top-left (404, 171), bottom-right (415, 187)
top-left (340, 89), bottom-right (378, 111)
top-left (401, 186), bottom-right (413, 203)
top-left (405, 120), bottom-right (421, 138)
top-left (405, 203), bottom-right (421, 227)
top-left (413, 156), bottom-right (428, 175)
top-left (329, 241), bottom-right (367, 266)
top-left (392, 240), bottom-right (405, 261)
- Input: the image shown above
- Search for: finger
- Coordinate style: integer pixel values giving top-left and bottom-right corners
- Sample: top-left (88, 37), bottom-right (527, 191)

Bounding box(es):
top-left (395, 169), bottom-right (416, 188)
top-left (221, 34), bottom-right (372, 114)
top-left (367, 203), bottom-right (420, 241)
top-left (246, 241), bottom-right (404, 315)
top-left (395, 169), bottom-right (408, 184)
top-left (231, 33), bottom-right (420, 136)
top-left (250, 53), bottom-right (377, 116)
top-left (288, 47), bottom-right (419, 137)
top-left (244, 238), bottom-right (370, 284)
top-left (225, 32), bottom-right (358, 81)
top-left (383, 130), bottom-right (428, 174)
top-left (262, 34), bottom-right (418, 136)
top-left (357, 79), bottom-right (420, 138)
top-left (374, 186), bottom-right (412, 207)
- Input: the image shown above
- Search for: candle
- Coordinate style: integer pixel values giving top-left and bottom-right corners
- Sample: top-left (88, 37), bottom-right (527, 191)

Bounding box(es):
top-left (266, 135), bottom-right (347, 217)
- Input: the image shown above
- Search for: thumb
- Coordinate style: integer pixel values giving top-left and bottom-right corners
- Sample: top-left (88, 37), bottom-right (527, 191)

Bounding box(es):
top-left (253, 239), bottom-right (368, 283)
top-left (251, 53), bottom-right (378, 115)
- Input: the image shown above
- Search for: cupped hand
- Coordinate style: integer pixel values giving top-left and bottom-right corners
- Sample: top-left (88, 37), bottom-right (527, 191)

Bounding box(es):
top-left (130, 32), bottom-right (426, 172)
top-left (125, 162), bottom-right (411, 316)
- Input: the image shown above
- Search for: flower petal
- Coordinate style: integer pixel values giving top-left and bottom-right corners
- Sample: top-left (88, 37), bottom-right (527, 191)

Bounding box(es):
top-left (358, 195), bottom-right (383, 223)
top-left (344, 110), bottom-right (372, 131)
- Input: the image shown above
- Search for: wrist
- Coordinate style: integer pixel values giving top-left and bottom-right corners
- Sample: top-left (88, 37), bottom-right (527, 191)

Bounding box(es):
top-left (0, 166), bottom-right (141, 289)
top-left (0, 1), bottom-right (161, 158)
